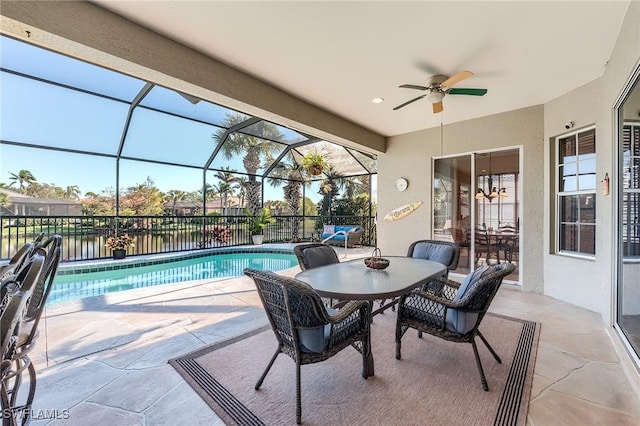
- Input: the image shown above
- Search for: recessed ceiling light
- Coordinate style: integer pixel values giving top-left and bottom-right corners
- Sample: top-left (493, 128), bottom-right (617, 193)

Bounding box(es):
top-left (371, 97), bottom-right (384, 104)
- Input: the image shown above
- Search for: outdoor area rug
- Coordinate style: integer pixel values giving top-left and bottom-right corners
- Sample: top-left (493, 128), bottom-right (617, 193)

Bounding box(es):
top-left (169, 312), bottom-right (539, 426)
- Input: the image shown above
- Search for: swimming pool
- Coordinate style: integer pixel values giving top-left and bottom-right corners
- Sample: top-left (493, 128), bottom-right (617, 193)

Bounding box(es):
top-left (50, 250), bottom-right (298, 305)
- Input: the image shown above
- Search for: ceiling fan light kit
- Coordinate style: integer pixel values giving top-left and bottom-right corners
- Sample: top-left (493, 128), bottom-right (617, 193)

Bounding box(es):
top-left (394, 70), bottom-right (487, 114)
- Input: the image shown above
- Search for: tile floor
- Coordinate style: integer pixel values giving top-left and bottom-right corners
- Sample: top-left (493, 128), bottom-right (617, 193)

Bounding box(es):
top-left (17, 246), bottom-right (640, 425)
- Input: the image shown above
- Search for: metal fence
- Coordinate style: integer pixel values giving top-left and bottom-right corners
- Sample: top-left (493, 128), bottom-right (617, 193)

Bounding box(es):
top-left (0, 214), bottom-right (376, 262)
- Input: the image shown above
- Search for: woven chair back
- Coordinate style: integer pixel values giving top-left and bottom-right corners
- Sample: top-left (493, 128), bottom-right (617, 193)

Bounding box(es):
top-left (293, 243), bottom-right (340, 271)
top-left (244, 268), bottom-right (329, 354)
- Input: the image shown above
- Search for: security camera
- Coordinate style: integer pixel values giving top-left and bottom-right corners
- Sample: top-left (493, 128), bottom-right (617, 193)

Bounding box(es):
top-left (564, 121), bottom-right (574, 130)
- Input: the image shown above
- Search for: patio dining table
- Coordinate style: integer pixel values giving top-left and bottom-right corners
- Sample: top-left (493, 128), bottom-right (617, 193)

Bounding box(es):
top-left (295, 256), bottom-right (447, 375)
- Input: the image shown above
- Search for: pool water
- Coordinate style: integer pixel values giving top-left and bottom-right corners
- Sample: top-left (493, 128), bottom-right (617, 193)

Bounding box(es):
top-left (50, 252), bottom-right (298, 304)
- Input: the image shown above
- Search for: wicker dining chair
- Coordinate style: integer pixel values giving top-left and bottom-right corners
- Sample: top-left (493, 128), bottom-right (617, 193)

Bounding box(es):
top-left (1, 253), bottom-right (46, 425)
top-left (16, 235), bottom-right (62, 352)
top-left (244, 268), bottom-right (371, 424)
top-left (293, 243), bottom-right (340, 271)
top-left (0, 233), bottom-right (45, 283)
top-left (395, 262), bottom-right (515, 391)
top-left (474, 226), bottom-right (501, 266)
top-left (407, 239), bottom-right (460, 279)
top-left (377, 240), bottom-right (461, 314)
top-left (497, 225), bottom-right (519, 263)
top-left (294, 243), bottom-right (341, 307)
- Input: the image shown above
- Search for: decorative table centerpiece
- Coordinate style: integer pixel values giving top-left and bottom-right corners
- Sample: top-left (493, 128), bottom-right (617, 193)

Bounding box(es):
top-left (364, 247), bottom-right (390, 270)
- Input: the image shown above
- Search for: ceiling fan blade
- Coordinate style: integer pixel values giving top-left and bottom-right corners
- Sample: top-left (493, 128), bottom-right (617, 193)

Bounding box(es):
top-left (399, 84), bottom-right (429, 91)
top-left (393, 95), bottom-right (426, 111)
top-left (448, 88), bottom-right (488, 96)
top-left (432, 101), bottom-right (443, 114)
top-left (441, 70), bottom-right (473, 88)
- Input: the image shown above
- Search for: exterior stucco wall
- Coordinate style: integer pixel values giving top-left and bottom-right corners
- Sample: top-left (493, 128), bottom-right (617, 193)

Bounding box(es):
top-left (543, 0), bottom-right (640, 323)
top-left (543, 79), bottom-right (605, 314)
top-left (378, 105), bottom-right (545, 293)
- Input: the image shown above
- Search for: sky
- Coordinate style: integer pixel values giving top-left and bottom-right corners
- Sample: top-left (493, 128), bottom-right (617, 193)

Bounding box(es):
top-left (0, 35), bottom-right (376, 203)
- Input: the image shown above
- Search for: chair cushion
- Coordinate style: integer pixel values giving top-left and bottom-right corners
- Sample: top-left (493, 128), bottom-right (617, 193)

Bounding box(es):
top-left (445, 265), bottom-right (491, 334)
top-left (302, 247), bottom-right (338, 269)
top-left (323, 225), bottom-right (335, 235)
top-left (411, 242), bottom-right (455, 267)
top-left (297, 307), bottom-right (337, 353)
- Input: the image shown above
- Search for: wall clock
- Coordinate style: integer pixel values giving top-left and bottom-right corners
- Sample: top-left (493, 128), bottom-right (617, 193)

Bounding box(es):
top-left (395, 177), bottom-right (409, 192)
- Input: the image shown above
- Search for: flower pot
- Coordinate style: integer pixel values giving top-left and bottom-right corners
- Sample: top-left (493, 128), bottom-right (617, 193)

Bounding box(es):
top-left (252, 235), bottom-right (264, 245)
top-left (308, 165), bottom-right (323, 176)
top-left (113, 249), bottom-right (127, 259)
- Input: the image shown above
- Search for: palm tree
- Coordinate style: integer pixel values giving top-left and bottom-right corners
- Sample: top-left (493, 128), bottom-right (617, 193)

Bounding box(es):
top-left (64, 185), bottom-right (81, 200)
top-left (8, 169), bottom-right (36, 194)
top-left (166, 189), bottom-right (187, 215)
top-left (213, 112), bottom-right (282, 215)
top-left (198, 183), bottom-right (218, 203)
top-left (342, 175), bottom-right (369, 199)
top-left (268, 158), bottom-right (306, 241)
top-left (213, 167), bottom-right (240, 215)
top-left (236, 176), bottom-right (248, 209)
top-left (212, 181), bottom-right (234, 215)
top-left (317, 166), bottom-right (345, 222)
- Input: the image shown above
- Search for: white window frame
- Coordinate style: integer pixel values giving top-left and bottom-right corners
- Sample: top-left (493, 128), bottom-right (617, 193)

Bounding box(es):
top-left (555, 126), bottom-right (596, 258)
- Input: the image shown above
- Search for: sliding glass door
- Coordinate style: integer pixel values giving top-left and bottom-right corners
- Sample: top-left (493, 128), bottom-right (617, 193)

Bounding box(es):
top-left (616, 64), bottom-right (640, 362)
top-left (433, 149), bottom-right (520, 281)
top-left (434, 155), bottom-right (472, 275)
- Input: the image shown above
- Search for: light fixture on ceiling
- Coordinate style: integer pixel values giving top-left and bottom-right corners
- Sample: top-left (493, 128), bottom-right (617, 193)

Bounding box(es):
top-left (426, 90), bottom-right (444, 104)
top-left (475, 152), bottom-right (508, 202)
top-left (371, 97), bottom-right (384, 104)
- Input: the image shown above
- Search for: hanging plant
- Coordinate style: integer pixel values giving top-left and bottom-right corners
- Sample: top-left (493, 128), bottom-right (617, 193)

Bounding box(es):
top-left (301, 152), bottom-right (328, 176)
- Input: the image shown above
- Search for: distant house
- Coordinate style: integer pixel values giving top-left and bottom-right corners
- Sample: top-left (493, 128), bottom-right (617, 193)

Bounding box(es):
top-left (0, 189), bottom-right (82, 216)
top-left (163, 196), bottom-right (245, 216)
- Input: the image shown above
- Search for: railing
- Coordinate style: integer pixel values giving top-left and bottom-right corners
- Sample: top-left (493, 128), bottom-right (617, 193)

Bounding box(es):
top-left (0, 214), bottom-right (376, 262)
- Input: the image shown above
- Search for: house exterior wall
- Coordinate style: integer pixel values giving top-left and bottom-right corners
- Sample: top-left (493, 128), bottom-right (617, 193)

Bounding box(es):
top-left (378, 105), bottom-right (545, 294)
top-left (544, 0), bottom-right (640, 323)
top-left (543, 79), bottom-right (603, 314)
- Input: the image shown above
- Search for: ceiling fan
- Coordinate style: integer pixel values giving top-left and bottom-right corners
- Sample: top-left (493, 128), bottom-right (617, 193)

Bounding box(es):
top-left (393, 71), bottom-right (487, 114)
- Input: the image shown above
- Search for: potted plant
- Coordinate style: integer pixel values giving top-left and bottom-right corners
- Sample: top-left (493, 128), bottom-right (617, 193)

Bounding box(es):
top-left (249, 208), bottom-right (276, 245)
top-left (301, 152), bottom-right (328, 176)
top-left (106, 233), bottom-right (135, 259)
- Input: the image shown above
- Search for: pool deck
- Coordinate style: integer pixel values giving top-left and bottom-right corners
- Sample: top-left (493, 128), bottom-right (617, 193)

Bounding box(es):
top-left (26, 244), bottom-right (640, 425)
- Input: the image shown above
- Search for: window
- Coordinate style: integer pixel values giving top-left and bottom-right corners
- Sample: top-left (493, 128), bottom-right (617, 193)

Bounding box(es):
top-left (622, 123), bottom-right (640, 257)
top-left (556, 127), bottom-right (596, 256)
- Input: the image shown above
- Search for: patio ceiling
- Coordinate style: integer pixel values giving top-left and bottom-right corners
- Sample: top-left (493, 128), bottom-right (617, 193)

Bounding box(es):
top-left (91, 1), bottom-right (630, 137)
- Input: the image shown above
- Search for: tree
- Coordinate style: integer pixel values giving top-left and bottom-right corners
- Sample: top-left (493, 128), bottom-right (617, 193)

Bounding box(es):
top-left (213, 167), bottom-right (240, 215)
top-left (165, 189), bottom-right (187, 215)
top-left (333, 193), bottom-right (371, 216)
top-left (267, 158), bottom-right (306, 240)
top-left (8, 169), bottom-right (36, 194)
top-left (302, 197), bottom-right (317, 216)
top-left (317, 166), bottom-right (344, 222)
top-left (120, 177), bottom-right (164, 216)
top-left (342, 175), bottom-right (369, 198)
top-left (0, 192), bottom-right (9, 209)
top-left (26, 182), bottom-right (65, 199)
top-left (236, 176), bottom-right (248, 209)
top-left (82, 189), bottom-right (115, 216)
top-left (214, 112), bottom-right (282, 215)
top-left (199, 183), bottom-right (218, 203)
top-left (64, 185), bottom-right (81, 200)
